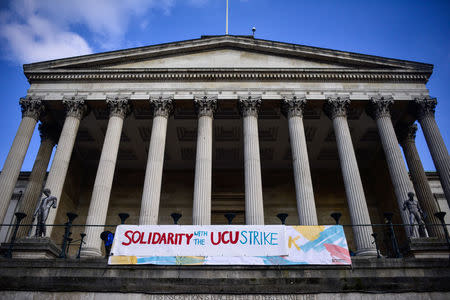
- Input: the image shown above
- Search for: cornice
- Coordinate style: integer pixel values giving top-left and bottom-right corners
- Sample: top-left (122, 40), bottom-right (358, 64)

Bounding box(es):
top-left (24, 68), bottom-right (431, 84)
top-left (23, 35), bottom-right (433, 72)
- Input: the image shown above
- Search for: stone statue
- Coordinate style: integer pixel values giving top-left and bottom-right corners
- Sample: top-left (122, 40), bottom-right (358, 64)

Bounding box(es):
top-left (33, 188), bottom-right (57, 238)
top-left (403, 192), bottom-right (427, 238)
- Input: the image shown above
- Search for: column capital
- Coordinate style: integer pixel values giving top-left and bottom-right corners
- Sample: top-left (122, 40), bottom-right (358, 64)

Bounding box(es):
top-left (19, 96), bottom-right (45, 121)
top-left (62, 96), bottom-right (88, 119)
top-left (414, 96), bottom-right (437, 120)
top-left (150, 96), bottom-right (173, 118)
top-left (38, 123), bottom-right (60, 145)
top-left (323, 96), bottom-right (350, 120)
top-left (239, 95), bottom-right (261, 117)
top-left (106, 96), bottom-right (131, 119)
top-left (282, 96), bottom-right (306, 118)
top-left (396, 123), bottom-right (417, 145)
top-left (367, 95), bottom-right (394, 120)
top-left (194, 95), bottom-right (217, 118)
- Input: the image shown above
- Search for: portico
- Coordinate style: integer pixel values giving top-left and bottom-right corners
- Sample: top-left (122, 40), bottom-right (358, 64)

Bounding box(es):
top-left (1, 35), bottom-right (448, 257)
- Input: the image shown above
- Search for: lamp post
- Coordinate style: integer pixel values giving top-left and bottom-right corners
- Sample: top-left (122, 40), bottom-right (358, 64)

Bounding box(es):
top-left (118, 213), bottom-right (130, 224)
top-left (171, 213), bottom-right (182, 224)
top-left (276, 213), bottom-right (288, 225)
top-left (224, 213), bottom-right (236, 225)
top-left (434, 212), bottom-right (450, 256)
top-left (330, 212), bottom-right (342, 225)
top-left (384, 212), bottom-right (401, 258)
top-left (59, 212), bottom-right (78, 258)
top-left (76, 233), bottom-right (86, 259)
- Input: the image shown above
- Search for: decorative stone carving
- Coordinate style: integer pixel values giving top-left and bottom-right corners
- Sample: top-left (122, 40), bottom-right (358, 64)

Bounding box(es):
top-left (396, 123), bottom-right (417, 145)
top-left (239, 95), bottom-right (261, 118)
top-left (194, 95), bottom-right (217, 118)
top-left (62, 96), bottom-right (88, 119)
top-left (150, 96), bottom-right (173, 118)
top-left (323, 96), bottom-right (350, 120)
top-left (106, 96), bottom-right (131, 119)
top-left (414, 96), bottom-right (437, 120)
top-left (38, 123), bottom-right (60, 145)
top-left (19, 96), bottom-right (44, 121)
top-left (367, 95), bottom-right (394, 120)
top-left (26, 70), bottom-right (430, 83)
top-left (282, 96), bottom-right (306, 118)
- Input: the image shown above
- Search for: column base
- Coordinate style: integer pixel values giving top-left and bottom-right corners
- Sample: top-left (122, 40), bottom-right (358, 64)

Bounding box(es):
top-left (408, 237), bottom-right (450, 258)
top-left (355, 248), bottom-right (379, 257)
top-left (0, 237), bottom-right (60, 259)
top-left (80, 246), bottom-right (103, 258)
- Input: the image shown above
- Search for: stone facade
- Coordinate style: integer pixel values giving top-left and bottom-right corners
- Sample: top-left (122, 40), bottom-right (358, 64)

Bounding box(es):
top-left (0, 35), bottom-right (450, 296)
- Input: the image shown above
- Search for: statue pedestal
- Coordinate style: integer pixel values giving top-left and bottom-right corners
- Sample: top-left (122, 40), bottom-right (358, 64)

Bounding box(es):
top-left (2, 237), bottom-right (60, 259)
top-left (408, 237), bottom-right (450, 258)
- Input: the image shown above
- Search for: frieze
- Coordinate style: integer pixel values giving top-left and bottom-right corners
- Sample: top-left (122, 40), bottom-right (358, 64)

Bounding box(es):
top-left (413, 96), bottom-right (437, 120)
top-left (62, 96), bottom-right (88, 119)
top-left (150, 96), bottom-right (174, 118)
top-left (239, 95), bottom-right (262, 118)
top-left (367, 95), bottom-right (394, 120)
top-left (323, 96), bottom-right (351, 120)
top-left (396, 123), bottom-right (418, 145)
top-left (194, 95), bottom-right (217, 118)
top-left (106, 96), bottom-right (131, 119)
top-left (282, 96), bottom-right (307, 118)
top-left (19, 96), bottom-right (44, 121)
top-left (38, 122), bottom-right (60, 144)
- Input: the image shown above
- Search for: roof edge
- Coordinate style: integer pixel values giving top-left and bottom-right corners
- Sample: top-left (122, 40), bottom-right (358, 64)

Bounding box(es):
top-left (23, 35), bottom-right (434, 72)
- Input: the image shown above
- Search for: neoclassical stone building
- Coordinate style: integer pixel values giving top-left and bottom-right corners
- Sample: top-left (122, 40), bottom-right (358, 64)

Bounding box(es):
top-left (0, 35), bottom-right (449, 262)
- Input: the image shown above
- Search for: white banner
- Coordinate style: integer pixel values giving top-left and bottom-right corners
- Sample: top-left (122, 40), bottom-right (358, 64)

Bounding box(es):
top-left (111, 225), bottom-right (287, 257)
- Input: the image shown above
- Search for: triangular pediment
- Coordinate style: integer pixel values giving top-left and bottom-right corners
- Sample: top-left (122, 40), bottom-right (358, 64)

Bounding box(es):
top-left (23, 35), bottom-right (433, 75)
top-left (102, 48), bottom-right (350, 69)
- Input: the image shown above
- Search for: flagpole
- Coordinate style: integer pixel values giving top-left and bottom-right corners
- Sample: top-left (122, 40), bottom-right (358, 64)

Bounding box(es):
top-left (226, 0), bottom-right (229, 35)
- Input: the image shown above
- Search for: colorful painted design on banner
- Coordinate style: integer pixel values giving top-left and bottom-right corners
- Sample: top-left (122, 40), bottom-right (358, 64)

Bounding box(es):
top-left (108, 225), bottom-right (351, 265)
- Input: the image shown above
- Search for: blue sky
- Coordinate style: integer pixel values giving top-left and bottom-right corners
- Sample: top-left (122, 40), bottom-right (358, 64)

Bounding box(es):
top-left (0, 0), bottom-right (449, 172)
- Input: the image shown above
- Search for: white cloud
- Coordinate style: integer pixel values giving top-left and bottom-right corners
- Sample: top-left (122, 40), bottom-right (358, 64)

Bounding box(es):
top-left (0, 14), bottom-right (92, 63)
top-left (0, 0), bottom-right (177, 64)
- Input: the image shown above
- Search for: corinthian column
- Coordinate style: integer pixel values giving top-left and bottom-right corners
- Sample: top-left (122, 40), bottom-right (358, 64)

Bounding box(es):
top-left (17, 123), bottom-right (58, 238)
top-left (0, 96), bottom-right (44, 224)
top-left (367, 96), bottom-right (417, 237)
top-left (396, 123), bottom-right (444, 238)
top-left (82, 97), bottom-right (130, 257)
top-left (282, 96), bottom-right (318, 225)
top-left (192, 96), bottom-right (217, 225)
top-left (324, 97), bottom-right (376, 256)
top-left (239, 96), bottom-right (264, 225)
top-left (44, 96), bottom-right (87, 237)
top-left (414, 96), bottom-right (450, 209)
top-left (139, 97), bottom-right (173, 225)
